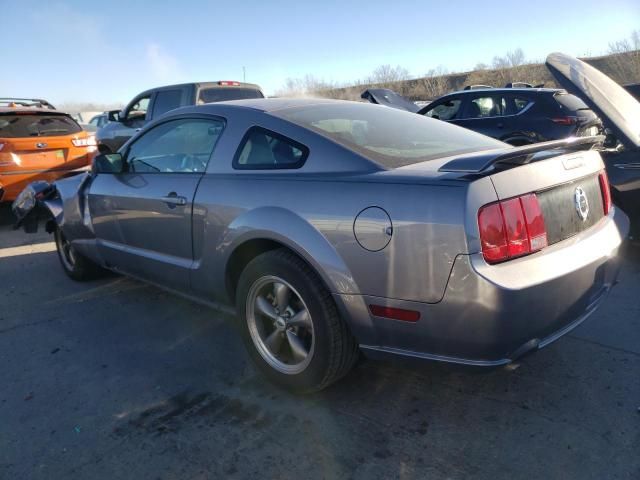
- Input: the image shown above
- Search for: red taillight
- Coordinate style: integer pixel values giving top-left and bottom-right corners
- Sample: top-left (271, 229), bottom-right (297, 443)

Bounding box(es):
top-left (598, 170), bottom-right (612, 215)
top-left (551, 116), bottom-right (579, 125)
top-left (501, 198), bottom-right (529, 257)
top-left (477, 203), bottom-right (508, 263)
top-left (369, 305), bottom-right (420, 322)
top-left (478, 193), bottom-right (547, 264)
top-left (218, 80), bottom-right (240, 86)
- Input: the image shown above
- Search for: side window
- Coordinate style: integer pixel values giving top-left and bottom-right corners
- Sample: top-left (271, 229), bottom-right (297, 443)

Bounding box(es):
top-left (424, 99), bottom-right (461, 120)
top-left (233, 127), bottom-right (308, 170)
top-left (124, 96), bottom-right (150, 126)
top-left (151, 89), bottom-right (183, 118)
top-left (513, 96), bottom-right (532, 113)
top-left (465, 96), bottom-right (506, 119)
top-left (126, 118), bottom-right (225, 173)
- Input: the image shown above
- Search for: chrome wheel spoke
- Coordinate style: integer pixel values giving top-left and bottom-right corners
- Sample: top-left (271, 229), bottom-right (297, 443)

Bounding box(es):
top-left (247, 275), bottom-right (315, 375)
top-left (255, 295), bottom-right (278, 321)
top-left (274, 282), bottom-right (291, 312)
top-left (264, 329), bottom-right (284, 353)
top-left (288, 308), bottom-right (311, 328)
top-left (286, 330), bottom-right (308, 362)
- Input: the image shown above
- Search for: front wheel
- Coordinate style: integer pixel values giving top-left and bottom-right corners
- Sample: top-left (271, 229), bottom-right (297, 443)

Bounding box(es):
top-left (236, 249), bottom-right (359, 393)
top-left (54, 228), bottom-right (107, 281)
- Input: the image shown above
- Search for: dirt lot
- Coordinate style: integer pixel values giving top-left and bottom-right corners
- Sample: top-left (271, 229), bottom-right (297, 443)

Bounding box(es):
top-left (1, 206), bottom-right (638, 479)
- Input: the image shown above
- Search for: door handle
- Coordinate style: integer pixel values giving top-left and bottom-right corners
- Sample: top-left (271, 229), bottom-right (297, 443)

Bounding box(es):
top-left (497, 122), bottom-right (504, 128)
top-left (160, 192), bottom-right (187, 207)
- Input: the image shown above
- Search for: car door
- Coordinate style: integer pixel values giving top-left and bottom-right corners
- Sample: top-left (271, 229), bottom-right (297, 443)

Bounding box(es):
top-left (454, 93), bottom-right (508, 138)
top-left (88, 116), bottom-right (225, 292)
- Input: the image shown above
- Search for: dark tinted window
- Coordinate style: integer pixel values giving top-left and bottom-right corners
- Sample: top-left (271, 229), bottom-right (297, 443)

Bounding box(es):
top-left (554, 93), bottom-right (589, 112)
top-left (464, 96), bottom-right (506, 118)
top-left (0, 114), bottom-right (82, 137)
top-left (513, 96), bottom-right (531, 112)
top-left (233, 127), bottom-right (307, 170)
top-left (198, 88), bottom-right (264, 104)
top-left (276, 103), bottom-right (504, 168)
top-left (126, 118), bottom-right (224, 173)
top-left (152, 89), bottom-right (183, 117)
top-left (423, 99), bottom-right (461, 120)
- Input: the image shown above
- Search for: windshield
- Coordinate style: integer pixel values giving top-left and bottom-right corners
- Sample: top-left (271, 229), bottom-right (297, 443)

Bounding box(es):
top-left (0, 114), bottom-right (82, 138)
top-left (198, 87), bottom-right (264, 104)
top-left (274, 102), bottom-right (505, 168)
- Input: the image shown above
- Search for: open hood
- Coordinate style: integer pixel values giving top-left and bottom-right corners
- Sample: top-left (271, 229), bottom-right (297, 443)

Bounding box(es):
top-left (360, 88), bottom-right (420, 113)
top-left (545, 52), bottom-right (640, 150)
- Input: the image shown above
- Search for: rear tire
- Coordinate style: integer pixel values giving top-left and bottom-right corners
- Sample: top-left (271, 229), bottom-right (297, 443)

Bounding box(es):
top-left (236, 248), bottom-right (359, 393)
top-left (54, 228), bottom-right (107, 281)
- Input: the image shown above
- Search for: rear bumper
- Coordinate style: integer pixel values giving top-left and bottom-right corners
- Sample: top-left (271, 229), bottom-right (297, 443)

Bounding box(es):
top-left (337, 207), bottom-right (629, 366)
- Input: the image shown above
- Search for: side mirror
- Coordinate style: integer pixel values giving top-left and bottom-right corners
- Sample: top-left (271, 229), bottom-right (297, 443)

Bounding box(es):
top-left (603, 131), bottom-right (619, 149)
top-left (92, 153), bottom-right (124, 174)
top-left (107, 110), bottom-right (121, 122)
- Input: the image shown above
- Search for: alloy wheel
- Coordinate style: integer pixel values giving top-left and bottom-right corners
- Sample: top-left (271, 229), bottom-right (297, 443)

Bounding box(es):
top-left (246, 275), bottom-right (315, 375)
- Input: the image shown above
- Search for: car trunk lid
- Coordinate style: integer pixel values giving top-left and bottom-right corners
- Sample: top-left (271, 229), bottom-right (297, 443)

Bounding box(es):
top-left (360, 88), bottom-right (420, 112)
top-left (545, 52), bottom-right (640, 150)
top-left (488, 148), bottom-right (606, 246)
top-left (0, 111), bottom-right (86, 169)
top-left (0, 136), bottom-right (76, 169)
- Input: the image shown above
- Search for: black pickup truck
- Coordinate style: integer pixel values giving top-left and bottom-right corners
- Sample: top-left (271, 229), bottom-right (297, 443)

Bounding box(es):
top-left (96, 81), bottom-right (264, 153)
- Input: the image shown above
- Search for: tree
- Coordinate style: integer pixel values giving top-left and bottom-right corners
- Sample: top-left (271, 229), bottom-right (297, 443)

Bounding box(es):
top-left (605, 30), bottom-right (640, 84)
top-left (367, 64), bottom-right (410, 86)
top-left (416, 67), bottom-right (450, 99)
top-left (275, 75), bottom-right (335, 97)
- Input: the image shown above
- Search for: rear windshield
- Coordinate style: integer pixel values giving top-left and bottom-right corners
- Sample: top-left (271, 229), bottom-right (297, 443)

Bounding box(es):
top-left (0, 114), bottom-right (82, 138)
top-left (198, 88), bottom-right (264, 104)
top-left (274, 103), bottom-right (505, 168)
top-left (554, 93), bottom-right (589, 111)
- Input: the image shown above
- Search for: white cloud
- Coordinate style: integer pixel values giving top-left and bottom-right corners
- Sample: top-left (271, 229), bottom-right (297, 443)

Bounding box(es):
top-left (146, 43), bottom-right (186, 83)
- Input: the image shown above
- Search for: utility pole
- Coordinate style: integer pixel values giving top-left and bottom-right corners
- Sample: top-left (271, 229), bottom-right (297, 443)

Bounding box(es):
top-left (243, 66), bottom-right (246, 82)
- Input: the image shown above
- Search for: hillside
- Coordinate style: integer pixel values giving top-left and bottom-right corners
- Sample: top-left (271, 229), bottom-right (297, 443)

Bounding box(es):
top-left (320, 50), bottom-right (640, 101)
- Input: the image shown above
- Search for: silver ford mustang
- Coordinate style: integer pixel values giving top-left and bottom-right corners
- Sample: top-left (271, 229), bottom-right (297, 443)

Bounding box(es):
top-left (13, 96), bottom-right (629, 392)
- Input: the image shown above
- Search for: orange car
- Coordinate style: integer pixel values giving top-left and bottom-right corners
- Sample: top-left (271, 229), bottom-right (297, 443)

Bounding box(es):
top-left (0, 99), bottom-right (97, 202)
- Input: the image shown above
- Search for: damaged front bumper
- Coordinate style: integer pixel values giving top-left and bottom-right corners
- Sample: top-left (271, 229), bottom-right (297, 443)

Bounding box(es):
top-left (11, 181), bottom-right (60, 233)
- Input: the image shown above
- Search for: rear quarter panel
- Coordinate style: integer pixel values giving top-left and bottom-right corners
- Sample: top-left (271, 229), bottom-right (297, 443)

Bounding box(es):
top-left (191, 174), bottom-right (470, 305)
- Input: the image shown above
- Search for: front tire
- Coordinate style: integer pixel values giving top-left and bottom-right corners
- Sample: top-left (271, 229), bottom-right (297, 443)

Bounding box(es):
top-left (54, 228), bottom-right (106, 281)
top-left (236, 249), bottom-right (359, 393)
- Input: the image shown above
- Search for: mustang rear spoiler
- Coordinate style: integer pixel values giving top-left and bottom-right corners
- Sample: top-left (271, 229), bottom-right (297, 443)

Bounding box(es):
top-left (439, 136), bottom-right (604, 173)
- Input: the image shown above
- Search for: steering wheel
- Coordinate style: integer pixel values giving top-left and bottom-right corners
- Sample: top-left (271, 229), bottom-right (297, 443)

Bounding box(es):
top-left (179, 154), bottom-right (204, 172)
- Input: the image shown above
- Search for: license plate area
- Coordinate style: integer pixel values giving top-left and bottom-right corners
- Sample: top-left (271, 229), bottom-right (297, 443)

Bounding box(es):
top-left (537, 174), bottom-right (604, 245)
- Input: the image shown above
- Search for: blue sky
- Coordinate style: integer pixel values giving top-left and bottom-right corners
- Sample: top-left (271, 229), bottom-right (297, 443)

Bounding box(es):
top-left (1, 0), bottom-right (638, 104)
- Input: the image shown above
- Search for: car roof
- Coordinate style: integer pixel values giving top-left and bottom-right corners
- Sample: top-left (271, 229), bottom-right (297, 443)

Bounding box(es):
top-left (447, 87), bottom-right (564, 96)
top-left (170, 97), bottom-right (358, 116)
top-left (137, 81), bottom-right (263, 96)
top-left (0, 107), bottom-right (70, 115)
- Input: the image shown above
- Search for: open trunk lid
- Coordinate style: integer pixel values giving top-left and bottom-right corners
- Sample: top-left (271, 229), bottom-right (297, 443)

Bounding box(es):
top-left (545, 52), bottom-right (640, 150)
top-left (360, 88), bottom-right (420, 112)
